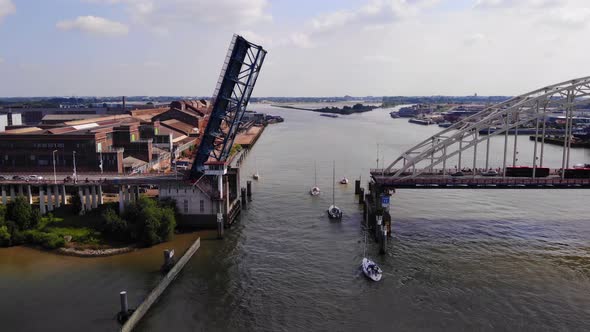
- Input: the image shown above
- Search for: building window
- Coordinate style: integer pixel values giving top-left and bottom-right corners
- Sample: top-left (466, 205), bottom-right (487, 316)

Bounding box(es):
top-left (131, 134), bottom-right (136, 142)
top-left (199, 200), bottom-right (205, 213)
top-left (97, 142), bottom-right (102, 152)
top-left (183, 199), bottom-right (189, 214)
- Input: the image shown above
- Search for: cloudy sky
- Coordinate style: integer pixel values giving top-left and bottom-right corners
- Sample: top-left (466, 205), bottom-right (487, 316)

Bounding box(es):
top-left (0, 0), bottom-right (589, 97)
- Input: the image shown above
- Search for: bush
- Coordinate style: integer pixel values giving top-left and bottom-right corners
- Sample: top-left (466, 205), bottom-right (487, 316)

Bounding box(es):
top-left (70, 191), bottom-right (83, 215)
top-left (124, 197), bottom-right (176, 246)
top-left (25, 230), bottom-right (65, 249)
top-left (8, 196), bottom-right (33, 230)
top-left (0, 226), bottom-right (10, 247)
top-left (0, 204), bottom-right (6, 225)
top-left (11, 230), bottom-right (25, 246)
top-left (100, 208), bottom-right (129, 241)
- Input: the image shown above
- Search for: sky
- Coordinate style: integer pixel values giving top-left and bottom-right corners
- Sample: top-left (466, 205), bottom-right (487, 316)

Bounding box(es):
top-left (1, 0), bottom-right (590, 97)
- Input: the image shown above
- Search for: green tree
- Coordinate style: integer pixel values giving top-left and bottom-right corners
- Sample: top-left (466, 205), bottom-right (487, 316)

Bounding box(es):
top-left (0, 225), bottom-right (11, 247)
top-left (0, 204), bottom-right (6, 226)
top-left (100, 208), bottom-right (129, 241)
top-left (8, 196), bottom-right (33, 230)
top-left (70, 191), bottom-right (83, 215)
top-left (124, 197), bottom-right (176, 246)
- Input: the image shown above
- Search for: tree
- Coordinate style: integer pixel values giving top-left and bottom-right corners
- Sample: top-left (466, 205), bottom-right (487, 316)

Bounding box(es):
top-left (8, 196), bottom-right (33, 230)
top-left (100, 208), bottom-right (129, 241)
top-left (70, 191), bottom-right (83, 215)
top-left (0, 226), bottom-right (10, 247)
top-left (124, 197), bottom-right (176, 246)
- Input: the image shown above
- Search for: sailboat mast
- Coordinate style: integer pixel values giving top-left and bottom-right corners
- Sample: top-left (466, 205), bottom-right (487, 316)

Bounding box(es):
top-left (314, 161), bottom-right (317, 186)
top-left (332, 160), bottom-right (335, 205)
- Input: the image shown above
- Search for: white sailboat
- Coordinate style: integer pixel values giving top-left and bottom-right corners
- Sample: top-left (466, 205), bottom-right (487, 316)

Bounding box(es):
top-left (310, 161), bottom-right (320, 196)
top-left (327, 161), bottom-right (342, 219)
top-left (361, 231), bottom-right (382, 281)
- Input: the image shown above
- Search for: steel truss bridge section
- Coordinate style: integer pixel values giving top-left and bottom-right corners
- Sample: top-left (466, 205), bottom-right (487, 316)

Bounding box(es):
top-left (384, 76), bottom-right (590, 180)
top-left (191, 34), bottom-right (267, 178)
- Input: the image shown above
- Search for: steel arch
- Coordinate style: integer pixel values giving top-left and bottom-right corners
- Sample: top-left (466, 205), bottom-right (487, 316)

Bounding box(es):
top-left (384, 76), bottom-right (590, 179)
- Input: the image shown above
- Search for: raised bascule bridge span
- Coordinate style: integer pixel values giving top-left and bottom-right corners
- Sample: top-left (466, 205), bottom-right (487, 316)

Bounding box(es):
top-left (371, 76), bottom-right (590, 190)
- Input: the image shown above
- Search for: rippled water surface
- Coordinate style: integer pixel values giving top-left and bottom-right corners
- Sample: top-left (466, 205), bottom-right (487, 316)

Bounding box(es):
top-left (1, 104), bottom-right (590, 331)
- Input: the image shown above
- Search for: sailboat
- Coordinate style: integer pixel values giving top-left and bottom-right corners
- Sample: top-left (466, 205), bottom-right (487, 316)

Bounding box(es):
top-left (361, 231), bottom-right (382, 281)
top-left (310, 161), bottom-right (320, 196)
top-left (327, 161), bottom-right (342, 219)
top-left (252, 156), bottom-right (259, 180)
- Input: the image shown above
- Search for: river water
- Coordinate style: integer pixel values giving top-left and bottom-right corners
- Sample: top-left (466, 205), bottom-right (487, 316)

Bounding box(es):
top-left (1, 104), bottom-right (590, 331)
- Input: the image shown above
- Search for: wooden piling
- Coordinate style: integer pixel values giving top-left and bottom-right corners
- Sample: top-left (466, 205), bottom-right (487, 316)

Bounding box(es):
top-left (354, 180), bottom-right (361, 194)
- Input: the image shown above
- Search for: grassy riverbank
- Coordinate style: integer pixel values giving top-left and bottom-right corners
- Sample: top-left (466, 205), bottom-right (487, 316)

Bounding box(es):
top-left (0, 196), bottom-right (177, 253)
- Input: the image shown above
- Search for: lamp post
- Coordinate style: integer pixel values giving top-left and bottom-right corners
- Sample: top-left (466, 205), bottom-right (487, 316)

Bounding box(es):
top-left (52, 150), bottom-right (58, 184)
top-left (73, 151), bottom-right (77, 182)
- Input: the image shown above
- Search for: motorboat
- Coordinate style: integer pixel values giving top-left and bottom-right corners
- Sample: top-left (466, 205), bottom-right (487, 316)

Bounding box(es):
top-left (361, 257), bottom-right (383, 282)
top-left (252, 173), bottom-right (259, 180)
top-left (327, 161), bottom-right (342, 219)
top-left (252, 157), bottom-right (260, 180)
top-left (310, 161), bottom-right (320, 196)
top-left (340, 177), bottom-right (349, 185)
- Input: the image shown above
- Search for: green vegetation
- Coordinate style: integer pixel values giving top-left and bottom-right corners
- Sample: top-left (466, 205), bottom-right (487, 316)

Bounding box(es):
top-left (0, 195), bottom-right (177, 251)
top-left (230, 144), bottom-right (243, 157)
top-left (314, 103), bottom-right (379, 115)
top-left (98, 196), bottom-right (176, 247)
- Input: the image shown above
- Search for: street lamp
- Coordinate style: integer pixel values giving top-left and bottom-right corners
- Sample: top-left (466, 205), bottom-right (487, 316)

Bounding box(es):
top-left (52, 150), bottom-right (58, 184)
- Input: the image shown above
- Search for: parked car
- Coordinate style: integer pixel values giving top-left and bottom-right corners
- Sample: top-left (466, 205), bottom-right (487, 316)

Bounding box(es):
top-left (64, 176), bottom-right (74, 183)
top-left (0, 175), bottom-right (6, 181)
top-left (481, 170), bottom-right (499, 176)
top-left (451, 171), bottom-right (464, 177)
top-left (28, 175), bottom-right (43, 181)
top-left (12, 175), bottom-right (26, 181)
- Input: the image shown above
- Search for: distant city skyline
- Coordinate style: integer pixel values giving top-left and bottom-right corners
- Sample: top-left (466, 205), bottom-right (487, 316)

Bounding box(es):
top-left (1, 0), bottom-right (589, 97)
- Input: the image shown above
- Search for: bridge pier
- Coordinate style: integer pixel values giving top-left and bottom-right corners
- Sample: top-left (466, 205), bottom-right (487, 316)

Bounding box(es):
top-left (91, 185), bottom-right (97, 209)
top-left (47, 185), bottom-right (54, 212)
top-left (26, 185), bottom-right (33, 204)
top-left (17, 185), bottom-right (23, 197)
top-left (98, 185), bottom-right (104, 205)
top-left (54, 185), bottom-right (60, 208)
top-left (61, 185), bottom-right (67, 206)
top-left (78, 187), bottom-right (85, 214)
top-left (84, 186), bottom-right (91, 212)
top-left (1, 185), bottom-right (7, 205)
top-left (39, 187), bottom-right (46, 215)
top-left (10, 185), bottom-right (15, 202)
top-left (119, 186), bottom-right (125, 214)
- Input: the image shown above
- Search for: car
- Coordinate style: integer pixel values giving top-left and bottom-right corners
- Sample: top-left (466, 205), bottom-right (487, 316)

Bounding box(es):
top-left (0, 175), bottom-right (6, 181)
top-left (12, 175), bottom-right (26, 181)
top-left (64, 176), bottom-right (74, 183)
top-left (28, 175), bottom-right (43, 181)
top-left (481, 170), bottom-right (499, 176)
top-left (451, 171), bottom-right (464, 177)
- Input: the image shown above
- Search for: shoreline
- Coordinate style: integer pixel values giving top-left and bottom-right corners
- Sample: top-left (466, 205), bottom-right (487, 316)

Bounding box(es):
top-left (270, 104), bottom-right (379, 114)
top-left (56, 244), bottom-right (138, 257)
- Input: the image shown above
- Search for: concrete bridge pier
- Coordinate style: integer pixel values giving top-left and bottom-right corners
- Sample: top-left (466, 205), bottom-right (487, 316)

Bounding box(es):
top-left (17, 185), bottom-right (23, 197)
top-left (61, 185), bottom-right (67, 206)
top-left (26, 185), bottom-right (33, 205)
top-left (54, 185), bottom-right (60, 208)
top-left (84, 186), bottom-right (92, 212)
top-left (78, 187), bottom-right (85, 214)
top-left (91, 185), bottom-right (98, 209)
top-left (119, 186), bottom-right (125, 214)
top-left (47, 185), bottom-right (54, 212)
top-left (1, 185), bottom-right (7, 205)
top-left (98, 185), bottom-right (104, 205)
top-left (39, 187), bottom-right (46, 214)
top-left (10, 185), bottom-right (15, 202)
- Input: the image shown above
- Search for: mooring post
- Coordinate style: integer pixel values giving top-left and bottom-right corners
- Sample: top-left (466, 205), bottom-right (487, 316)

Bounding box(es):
top-left (380, 227), bottom-right (386, 255)
top-left (162, 249), bottom-right (175, 272)
top-left (120, 291), bottom-right (129, 316)
top-left (246, 181), bottom-right (252, 200)
top-left (358, 188), bottom-right (365, 204)
top-left (241, 187), bottom-right (247, 207)
top-left (217, 212), bottom-right (224, 239)
top-left (355, 180), bottom-right (361, 195)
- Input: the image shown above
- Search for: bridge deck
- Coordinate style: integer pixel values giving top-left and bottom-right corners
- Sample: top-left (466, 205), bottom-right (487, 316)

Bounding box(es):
top-left (372, 174), bottom-right (590, 189)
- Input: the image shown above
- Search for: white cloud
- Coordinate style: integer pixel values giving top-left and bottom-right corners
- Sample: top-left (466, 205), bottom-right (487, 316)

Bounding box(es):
top-left (0, 0), bottom-right (15, 22)
top-left (0, 57), bottom-right (4, 64)
top-left (288, 33), bottom-right (313, 49)
top-left (474, 0), bottom-right (562, 9)
top-left (238, 30), bottom-right (272, 46)
top-left (56, 16), bottom-right (129, 36)
top-left (310, 0), bottom-right (440, 33)
top-left (464, 33), bottom-right (486, 46)
top-left (362, 54), bottom-right (399, 63)
top-left (90, 0), bottom-right (271, 32)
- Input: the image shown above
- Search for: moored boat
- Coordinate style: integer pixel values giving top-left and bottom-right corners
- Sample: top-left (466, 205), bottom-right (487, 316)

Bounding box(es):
top-left (361, 257), bottom-right (383, 282)
top-left (327, 161), bottom-right (342, 219)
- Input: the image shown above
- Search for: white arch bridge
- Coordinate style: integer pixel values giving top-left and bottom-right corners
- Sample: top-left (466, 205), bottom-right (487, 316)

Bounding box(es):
top-left (372, 76), bottom-right (590, 189)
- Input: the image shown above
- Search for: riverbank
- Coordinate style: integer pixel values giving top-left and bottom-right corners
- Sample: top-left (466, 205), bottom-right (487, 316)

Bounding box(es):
top-left (271, 103), bottom-right (379, 115)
